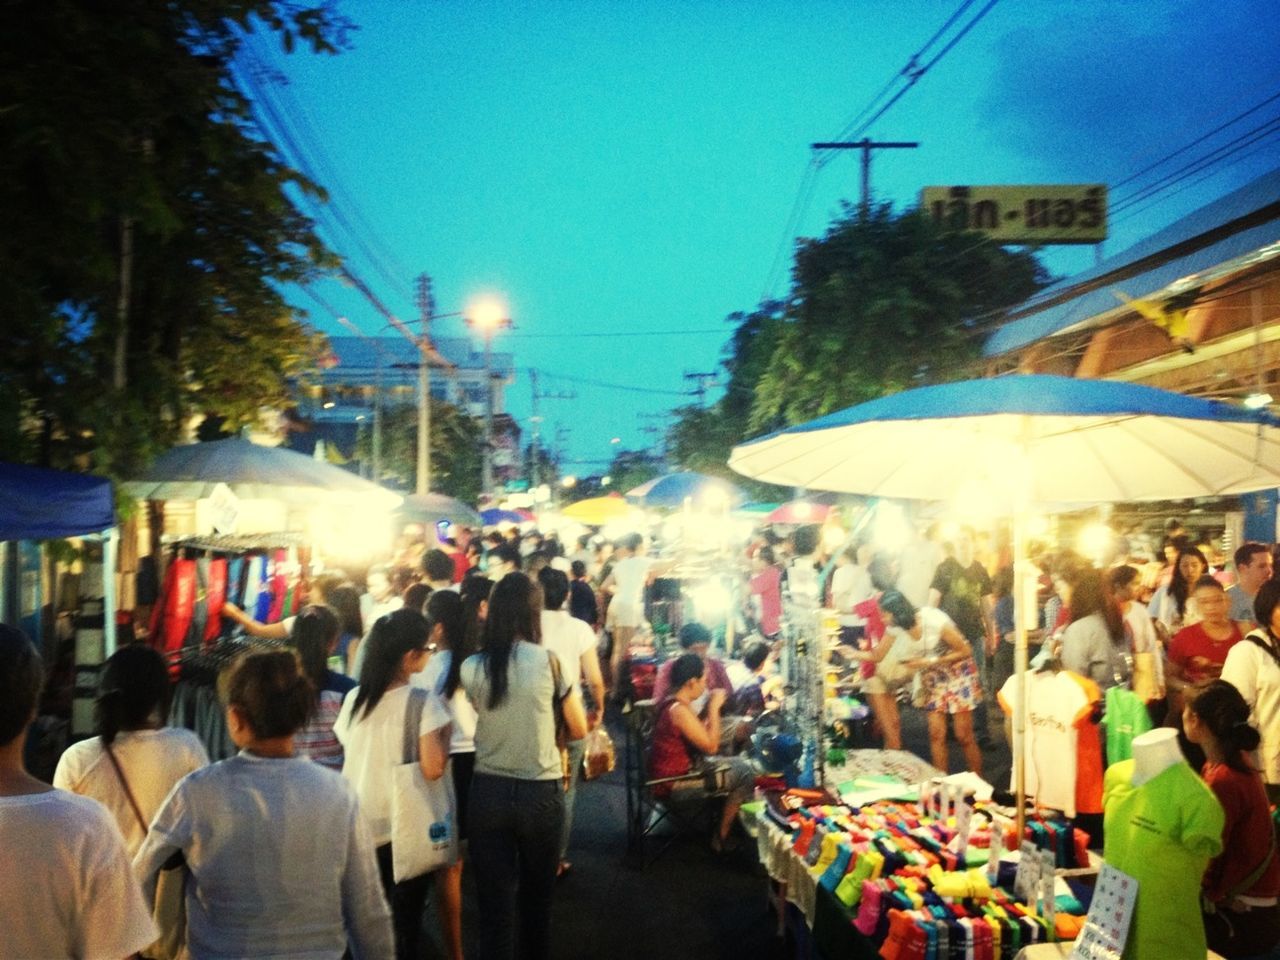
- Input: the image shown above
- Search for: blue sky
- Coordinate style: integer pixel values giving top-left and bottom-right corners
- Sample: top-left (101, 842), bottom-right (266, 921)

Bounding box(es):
top-left (249, 0), bottom-right (1280, 472)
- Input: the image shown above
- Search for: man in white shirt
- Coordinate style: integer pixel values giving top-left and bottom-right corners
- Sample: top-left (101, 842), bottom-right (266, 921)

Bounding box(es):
top-left (600, 533), bottom-right (673, 696)
top-left (1226, 541), bottom-right (1273, 624)
top-left (0, 624), bottom-right (158, 959)
top-left (538, 567), bottom-right (606, 876)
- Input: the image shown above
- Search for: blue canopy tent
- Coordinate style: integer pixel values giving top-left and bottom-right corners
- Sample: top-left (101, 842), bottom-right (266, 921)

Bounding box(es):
top-left (625, 471), bottom-right (746, 509)
top-left (0, 462), bottom-right (118, 655)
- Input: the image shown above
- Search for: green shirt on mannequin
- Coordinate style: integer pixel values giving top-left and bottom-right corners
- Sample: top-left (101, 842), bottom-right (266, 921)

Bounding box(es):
top-left (1103, 758), bottom-right (1224, 960)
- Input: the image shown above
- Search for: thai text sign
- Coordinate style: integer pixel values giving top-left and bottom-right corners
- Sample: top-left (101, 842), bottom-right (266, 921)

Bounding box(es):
top-left (920, 184), bottom-right (1107, 244)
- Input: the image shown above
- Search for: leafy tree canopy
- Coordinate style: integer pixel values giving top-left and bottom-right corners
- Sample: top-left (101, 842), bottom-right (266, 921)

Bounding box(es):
top-left (354, 401), bottom-right (485, 504)
top-left (0, 0), bottom-right (352, 477)
top-left (667, 204), bottom-right (1049, 485)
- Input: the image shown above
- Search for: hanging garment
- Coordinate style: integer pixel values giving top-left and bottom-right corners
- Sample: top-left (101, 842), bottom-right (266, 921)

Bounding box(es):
top-left (1103, 758), bottom-right (1224, 960)
top-left (188, 556), bottom-right (210, 647)
top-left (997, 670), bottom-right (1099, 817)
top-left (149, 559), bottom-right (197, 660)
top-left (266, 549), bottom-right (288, 623)
top-left (1103, 686), bottom-right (1154, 763)
top-left (252, 554), bottom-right (273, 622)
top-left (202, 558), bottom-right (228, 644)
top-left (225, 556), bottom-right (245, 607)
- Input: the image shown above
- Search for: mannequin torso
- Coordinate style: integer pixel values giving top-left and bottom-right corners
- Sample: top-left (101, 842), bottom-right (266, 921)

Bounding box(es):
top-left (1131, 728), bottom-right (1185, 785)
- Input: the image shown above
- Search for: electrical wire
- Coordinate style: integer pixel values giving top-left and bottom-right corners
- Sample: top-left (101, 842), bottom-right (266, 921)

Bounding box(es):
top-left (528, 368), bottom-right (694, 398)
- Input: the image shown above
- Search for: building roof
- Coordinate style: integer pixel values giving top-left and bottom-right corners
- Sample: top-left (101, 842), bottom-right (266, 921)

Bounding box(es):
top-left (324, 336), bottom-right (514, 373)
top-left (984, 167), bottom-right (1280, 357)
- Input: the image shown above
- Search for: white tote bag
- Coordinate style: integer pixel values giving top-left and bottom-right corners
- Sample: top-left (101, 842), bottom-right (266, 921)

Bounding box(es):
top-left (390, 687), bottom-right (459, 882)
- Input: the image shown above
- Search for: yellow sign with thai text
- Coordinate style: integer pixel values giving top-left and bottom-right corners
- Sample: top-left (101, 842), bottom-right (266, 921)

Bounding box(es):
top-left (920, 184), bottom-right (1107, 244)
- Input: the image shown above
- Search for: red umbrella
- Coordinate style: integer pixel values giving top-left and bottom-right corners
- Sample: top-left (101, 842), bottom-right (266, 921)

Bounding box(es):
top-left (766, 498), bottom-right (836, 524)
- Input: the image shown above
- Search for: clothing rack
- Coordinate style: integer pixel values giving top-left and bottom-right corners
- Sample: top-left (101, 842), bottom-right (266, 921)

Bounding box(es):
top-left (162, 532), bottom-right (306, 553)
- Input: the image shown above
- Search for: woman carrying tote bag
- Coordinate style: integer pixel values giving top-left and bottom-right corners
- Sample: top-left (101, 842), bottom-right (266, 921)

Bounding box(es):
top-left (335, 608), bottom-right (453, 960)
top-left (462, 572), bottom-right (588, 960)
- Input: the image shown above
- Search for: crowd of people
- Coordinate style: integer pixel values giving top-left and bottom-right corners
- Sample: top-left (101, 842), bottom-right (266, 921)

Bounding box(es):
top-left (6, 513), bottom-right (1280, 958)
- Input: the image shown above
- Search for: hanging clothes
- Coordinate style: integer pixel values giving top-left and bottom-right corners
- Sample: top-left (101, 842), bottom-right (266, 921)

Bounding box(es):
top-left (202, 557), bottom-right (227, 644)
top-left (1102, 686), bottom-right (1154, 763)
top-left (148, 557), bottom-right (197, 661)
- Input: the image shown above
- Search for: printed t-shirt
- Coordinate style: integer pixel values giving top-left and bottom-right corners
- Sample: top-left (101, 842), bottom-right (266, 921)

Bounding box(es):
top-left (52, 726), bottom-right (209, 857)
top-left (930, 558), bottom-right (992, 642)
top-left (0, 790), bottom-right (158, 959)
top-left (1102, 759), bottom-right (1224, 960)
top-left (412, 650), bottom-right (478, 754)
top-left (750, 565), bottom-right (783, 636)
top-left (1201, 760), bottom-right (1280, 903)
top-left (1167, 621), bottom-right (1243, 683)
top-left (997, 670), bottom-right (1098, 817)
top-left (1222, 633), bottom-right (1280, 783)
top-left (334, 683), bottom-right (451, 844)
top-left (462, 640), bottom-right (572, 781)
top-left (296, 669), bottom-right (358, 769)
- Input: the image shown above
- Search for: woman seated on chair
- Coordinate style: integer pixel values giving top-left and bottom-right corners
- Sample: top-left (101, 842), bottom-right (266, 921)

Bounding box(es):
top-left (649, 652), bottom-right (757, 853)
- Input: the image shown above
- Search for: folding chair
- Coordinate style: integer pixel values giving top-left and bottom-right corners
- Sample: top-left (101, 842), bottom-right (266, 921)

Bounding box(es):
top-left (623, 698), bottom-right (729, 869)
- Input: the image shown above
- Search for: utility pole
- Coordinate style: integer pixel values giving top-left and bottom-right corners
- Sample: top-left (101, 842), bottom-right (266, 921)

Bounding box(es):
top-left (811, 138), bottom-right (919, 216)
top-left (414, 274), bottom-right (434, 496)
top-left (683, 371), bottom-right (719, 406)
top-left (529, 369), bottom-right (574, 490)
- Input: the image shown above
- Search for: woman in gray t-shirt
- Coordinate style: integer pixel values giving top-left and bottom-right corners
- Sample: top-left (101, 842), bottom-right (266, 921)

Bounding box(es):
top-left (462, 572), bottom-right (587, 960)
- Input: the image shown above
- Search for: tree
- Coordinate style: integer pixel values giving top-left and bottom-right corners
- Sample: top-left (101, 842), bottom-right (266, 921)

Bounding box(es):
top-left (355, 401), bottom-right (485, 504)
top-left (750, 203), bottom-right (1049, 430)
top-left (0, 1), bottom-right (351, 478)
top-left (605, 449), bottom-right (664, 497)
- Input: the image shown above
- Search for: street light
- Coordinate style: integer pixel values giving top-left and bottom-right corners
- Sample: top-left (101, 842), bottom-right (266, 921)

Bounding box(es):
top-left (466, 297), bottom-right (512, 499)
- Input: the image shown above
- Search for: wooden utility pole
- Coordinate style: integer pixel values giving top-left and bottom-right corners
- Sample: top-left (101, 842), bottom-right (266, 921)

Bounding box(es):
top-left (414, 274), bottom-right (434, 495)
top-left (811, 138), bottom-right (919, 215)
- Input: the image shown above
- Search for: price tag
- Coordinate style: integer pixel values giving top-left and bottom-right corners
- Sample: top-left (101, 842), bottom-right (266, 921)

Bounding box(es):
top-left (986, 819), bottom-right (1003, 880)
top-left (1070, 864), bottom-right (1137, 960)
top-left (950, 800), bottom-right (973, 853)
top-left (1040, 849), bottom-right (1056, 924)
top-left (1014, 840), bottom-right (1039, 902)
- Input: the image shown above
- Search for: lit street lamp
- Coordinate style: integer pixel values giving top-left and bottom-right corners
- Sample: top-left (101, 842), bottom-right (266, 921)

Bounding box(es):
top-left (466, 298), bottom-right (512, 499)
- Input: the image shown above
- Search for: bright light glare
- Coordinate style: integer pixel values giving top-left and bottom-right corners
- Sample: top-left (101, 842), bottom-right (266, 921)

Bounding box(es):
top-left (1245, 392), bottom-right (1273, 409)
top-left (1027, 515), bottom-right (1052, 538)
top-left (561, 475), bottom-right (577, 488)
top-left (949, 482), bottom-right (1001, 523)
top-left (601, 475), bottom-right (612, 486)
top-left (793, 502), bottom-right (813, 520)
top-left (690, 580), bottom-right (731, 620)
top-left (468, 297), bottom-right (507, 330)
top-left (702, 487), bottom-right (729, 509)
top-left (1077, 522), bottom-right (1114, 561)
top-left (822, 524), bottom-right (846, 551)
top-left (872, 503), bottom-right (912, 554)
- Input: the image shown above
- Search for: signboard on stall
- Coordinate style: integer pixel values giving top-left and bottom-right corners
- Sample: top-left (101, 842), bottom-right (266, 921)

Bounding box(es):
top-left (209, 482), bottom-right (240, 534)
top-left (920, 184), bottom-right (1108, 244)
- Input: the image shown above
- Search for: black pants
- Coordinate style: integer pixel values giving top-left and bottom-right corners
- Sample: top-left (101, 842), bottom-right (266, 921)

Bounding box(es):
top-left (375, 842), bottom-right (433, 960)
top-left (1203, 901), bottom-right (1280, 959)
top-left (468, 773), bottom-right (564, 960)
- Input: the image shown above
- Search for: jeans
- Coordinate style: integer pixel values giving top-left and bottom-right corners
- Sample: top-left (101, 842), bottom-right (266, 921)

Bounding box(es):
top-left (375, 842), bottom-right (433, 960)
top-left (468, 773), bottom-right (564, 960)
top-left (560, 738), bottom-right (586, 861)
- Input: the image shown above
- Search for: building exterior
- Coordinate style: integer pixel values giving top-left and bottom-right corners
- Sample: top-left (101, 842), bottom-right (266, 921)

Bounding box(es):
top-left (289, 335), bottom-right (521, 488)
top-left (983, 167), bottom-right (1280, 537)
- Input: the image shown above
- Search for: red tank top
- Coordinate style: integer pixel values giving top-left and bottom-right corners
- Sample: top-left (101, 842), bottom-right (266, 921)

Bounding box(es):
top-left (649, 699), bottom-right (694, 781)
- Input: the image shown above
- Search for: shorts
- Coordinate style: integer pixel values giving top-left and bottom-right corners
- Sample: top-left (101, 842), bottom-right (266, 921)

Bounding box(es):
top-left (918, 657), bottom-right (982, 715)
top-left (668, 756), bottom-right (757, 806)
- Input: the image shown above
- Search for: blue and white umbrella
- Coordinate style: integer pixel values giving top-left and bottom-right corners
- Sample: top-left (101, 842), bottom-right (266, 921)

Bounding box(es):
top-left (730, 374), bottom-right (1280, 830)
top-left (625, 471), bottom-right (745, 508)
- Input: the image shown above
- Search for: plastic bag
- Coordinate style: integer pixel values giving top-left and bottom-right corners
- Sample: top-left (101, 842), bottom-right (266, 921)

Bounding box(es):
top-left (582, 726), bottom-right (616, 780)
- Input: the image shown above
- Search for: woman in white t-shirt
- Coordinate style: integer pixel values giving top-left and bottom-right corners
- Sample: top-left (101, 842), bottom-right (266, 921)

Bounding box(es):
top-left (462, 572), bottom-right (588, 960)
top-left (335, 609), bottom-right (452, 960)
top-left (54, 644), bottom-right (208, 858)
top-left (878, 590), bottom-right (984, 776)
top-left (410, 589), bottom-right (476, 960)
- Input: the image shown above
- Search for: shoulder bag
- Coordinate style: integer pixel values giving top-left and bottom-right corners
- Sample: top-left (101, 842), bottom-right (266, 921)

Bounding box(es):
top-left (103, 742), bottom-right (187, 960)
top-left (389, 687), bottom-right (458, 882)
top-left (546, 649), bottom-right (572, 790)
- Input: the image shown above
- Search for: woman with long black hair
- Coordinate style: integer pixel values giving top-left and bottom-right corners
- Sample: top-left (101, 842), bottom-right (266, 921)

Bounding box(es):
top-left (411, 589), bottom-right (475, 960)
top-left (1150, 545), bottom-right (1209, 636)
top-left (334, 609), bottom-right (452, 960)
top-left (462, 572), bottom-right (588, 960)
top-left (54, 644), bottom-right (207, 857)
top-left (290, 605), bottom-right (357, 770)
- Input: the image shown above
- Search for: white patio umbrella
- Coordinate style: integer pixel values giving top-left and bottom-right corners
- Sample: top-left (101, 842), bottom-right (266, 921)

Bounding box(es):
top-left (729, 374), bottom-right (1280, 833)
top-left (122, 437), bottom-right (402, 508)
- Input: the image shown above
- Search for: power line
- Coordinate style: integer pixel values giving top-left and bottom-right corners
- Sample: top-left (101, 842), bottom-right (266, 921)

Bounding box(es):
top-left (528, 367), bottom-right (693, 397)
top-left (504, 327), bottom-right (729, 339)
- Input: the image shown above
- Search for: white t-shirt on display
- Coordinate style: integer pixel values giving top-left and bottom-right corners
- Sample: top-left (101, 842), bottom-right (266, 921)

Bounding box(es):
top-left (997, 670), bottom-right (1093, 817)
top-left (334, 684), bottom-right (451, 845)
top-left (53, 726), bottom-right (209, 857)
top-left (540, 609), bottom-right (595, 687)
top-left (0, 790), bottom-right (157, 959)
top-left (412, 651), bottom-right (477, 755)
top-left (610, 556), bottom-right (653, 626)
